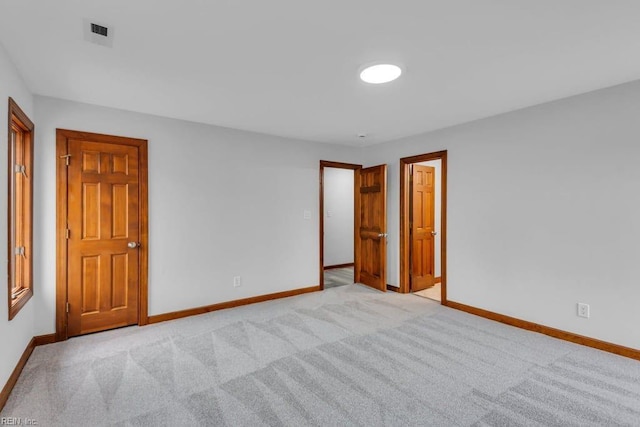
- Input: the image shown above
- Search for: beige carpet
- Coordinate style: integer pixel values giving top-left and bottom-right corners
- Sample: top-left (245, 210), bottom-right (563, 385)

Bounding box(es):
top-left (3, 283), bottom-right (639, 426)
top-left (323, 267), bottom-right (354, 289)
top-left (414, 282), bottom-right (441, 302)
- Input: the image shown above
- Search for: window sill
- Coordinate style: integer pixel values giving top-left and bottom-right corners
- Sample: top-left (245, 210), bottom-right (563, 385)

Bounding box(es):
top-left (9, 288), bottom-right (32, 320)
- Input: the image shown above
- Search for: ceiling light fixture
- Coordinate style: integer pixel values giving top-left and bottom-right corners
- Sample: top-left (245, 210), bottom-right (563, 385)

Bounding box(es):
top-left (359, 63), bottom-right (402, 84)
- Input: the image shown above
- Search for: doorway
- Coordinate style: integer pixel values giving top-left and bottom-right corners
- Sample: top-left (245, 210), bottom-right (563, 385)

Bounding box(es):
top-left (320, 161), bottom-right (389, 292)
top-left (56, 129), bottom-right (149, 340)
top-left (399, 151), bottom-right (447, 302)
top-left (319, 161), bottom-right (360, 290)
top-left (322, 165), bottom-right (356, 289)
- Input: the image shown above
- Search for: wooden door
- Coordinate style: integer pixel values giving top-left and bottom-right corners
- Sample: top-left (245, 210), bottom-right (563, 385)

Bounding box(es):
top-left (66, 138), bottom-right (141, 336)
top-left (410, 165), bottom-right (435, 292)
top-left (355, 164), bottom-right (387, 292)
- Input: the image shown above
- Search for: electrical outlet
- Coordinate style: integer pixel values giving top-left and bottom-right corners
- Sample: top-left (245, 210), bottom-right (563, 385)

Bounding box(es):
top-left (303, 210), bottom-right (311, 220)
top-left (233, 276), bottom-right (242, 287)
top-left (577, 303), bottom-right (590, 318)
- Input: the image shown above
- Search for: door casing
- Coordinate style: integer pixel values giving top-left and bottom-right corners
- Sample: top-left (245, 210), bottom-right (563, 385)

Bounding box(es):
top-left (399, 151), bottom-right (447, 299)
top-left (56, 129), bottom-right (149, 341)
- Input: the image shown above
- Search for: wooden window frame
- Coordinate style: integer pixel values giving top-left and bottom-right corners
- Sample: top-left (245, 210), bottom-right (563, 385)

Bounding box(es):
top-left (7, 98), bottom-right (34, 320)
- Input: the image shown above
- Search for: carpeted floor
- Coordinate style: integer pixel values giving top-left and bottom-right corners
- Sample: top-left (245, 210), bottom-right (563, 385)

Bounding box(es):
top-left (323, 267), bottom-right (354, 289)
top-left (2, 284), bottom-right (639, 426)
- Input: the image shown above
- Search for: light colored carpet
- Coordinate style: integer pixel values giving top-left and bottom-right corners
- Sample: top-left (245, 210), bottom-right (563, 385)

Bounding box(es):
top-left (414, 282), bottom-right (441, 302)
top-left (2, 284), bottom-right (639, 426)
top-left (323, 267), bottom-right (354, 289)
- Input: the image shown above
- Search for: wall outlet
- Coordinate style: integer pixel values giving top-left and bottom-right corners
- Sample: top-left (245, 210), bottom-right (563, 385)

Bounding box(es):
top-left (577, 303), bottom-right (590, 318)
top-left (303, 209), bottom-right (311, 220)
top-left (233, 276), bottom-right (242, 287)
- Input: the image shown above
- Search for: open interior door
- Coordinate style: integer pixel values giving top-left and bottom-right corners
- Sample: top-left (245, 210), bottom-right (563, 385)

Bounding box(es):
top-left (355, 164), bottom-right (387, 291)
top-left (410, 164), bottom-right (435, 291)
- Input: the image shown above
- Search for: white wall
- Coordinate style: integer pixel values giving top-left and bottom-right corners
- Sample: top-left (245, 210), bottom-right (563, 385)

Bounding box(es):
top-left (33, 96), bottom-right (360, 334)
top-left (6, 54), bottom-right (638, 371)
top-left (364, 80), bottom-right (640, 350)
top-left (416, 160), bottom-right (441, 278)
top-left (323, 168), bottom-right (354, 267)
top-left (0, 42), bottom-right (35, 391)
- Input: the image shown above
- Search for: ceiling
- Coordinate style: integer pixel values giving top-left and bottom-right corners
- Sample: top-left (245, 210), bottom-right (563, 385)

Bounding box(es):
top-left (1, 1), bottom-right (640, 146)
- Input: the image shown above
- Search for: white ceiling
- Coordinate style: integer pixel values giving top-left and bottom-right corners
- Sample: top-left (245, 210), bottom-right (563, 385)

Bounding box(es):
top-left (1, 1), bottom-right (640, 145)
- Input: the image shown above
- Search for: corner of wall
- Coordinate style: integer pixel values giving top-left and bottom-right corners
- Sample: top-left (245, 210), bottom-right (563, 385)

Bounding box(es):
top-left (0, 40), bottom-right (37, 395)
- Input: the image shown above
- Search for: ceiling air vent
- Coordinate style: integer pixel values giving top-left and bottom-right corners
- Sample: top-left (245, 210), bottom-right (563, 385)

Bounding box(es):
top-left (90, 23), bottom-right (108, 37)
top-left (83, 18), bottom-right (114, 48)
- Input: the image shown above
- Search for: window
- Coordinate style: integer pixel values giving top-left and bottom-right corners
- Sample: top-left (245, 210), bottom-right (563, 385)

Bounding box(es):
top-left (8, 98), bottom-right (34, 320)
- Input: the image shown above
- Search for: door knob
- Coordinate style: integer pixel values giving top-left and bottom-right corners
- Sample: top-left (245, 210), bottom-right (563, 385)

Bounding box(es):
top-left (378, 233), bottom-right (388, 238)
top-left (431, 231), bottom-right (437, 236)
top-left (127, 242), bottom-right (140, 248)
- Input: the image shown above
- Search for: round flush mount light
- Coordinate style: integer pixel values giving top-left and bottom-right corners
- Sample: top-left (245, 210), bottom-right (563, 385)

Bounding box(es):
top-left (359, 63), bottom-right (402, 84)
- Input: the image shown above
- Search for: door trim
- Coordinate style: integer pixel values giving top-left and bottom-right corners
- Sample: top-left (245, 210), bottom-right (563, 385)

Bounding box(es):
top-left (399, 151), bottom-right (447, 300)
top-left (55, 129), bottom-right (149, 341)
top-left (319, 161), bottom-right (361, 290)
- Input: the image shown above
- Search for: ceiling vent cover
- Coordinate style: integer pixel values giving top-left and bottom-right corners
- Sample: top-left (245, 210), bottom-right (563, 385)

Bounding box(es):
top-left (83, 18), bottom-right (114, 47)
top-left (90, 23), bottom-right (108, 37)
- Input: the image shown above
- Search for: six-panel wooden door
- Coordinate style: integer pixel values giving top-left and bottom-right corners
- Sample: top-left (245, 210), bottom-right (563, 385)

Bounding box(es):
top-left (355, 164), bottom-right (387, 292)
top-left (410, 164), bottom-right (435, 291)
top-left (66, 138), bottom-right (141, 336)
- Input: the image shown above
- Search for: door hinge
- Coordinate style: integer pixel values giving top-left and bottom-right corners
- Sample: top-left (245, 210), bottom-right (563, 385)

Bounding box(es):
top-left (14, 246), bottom-right (25, 257)
top-left (60, 154), bottom-right (71, 166)
top-left (65, 229), bottom-right (70, 239)
top-left (66, 302), bottom-right (70, 313)
top-left (14, 164), bottom-right (26, 175)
